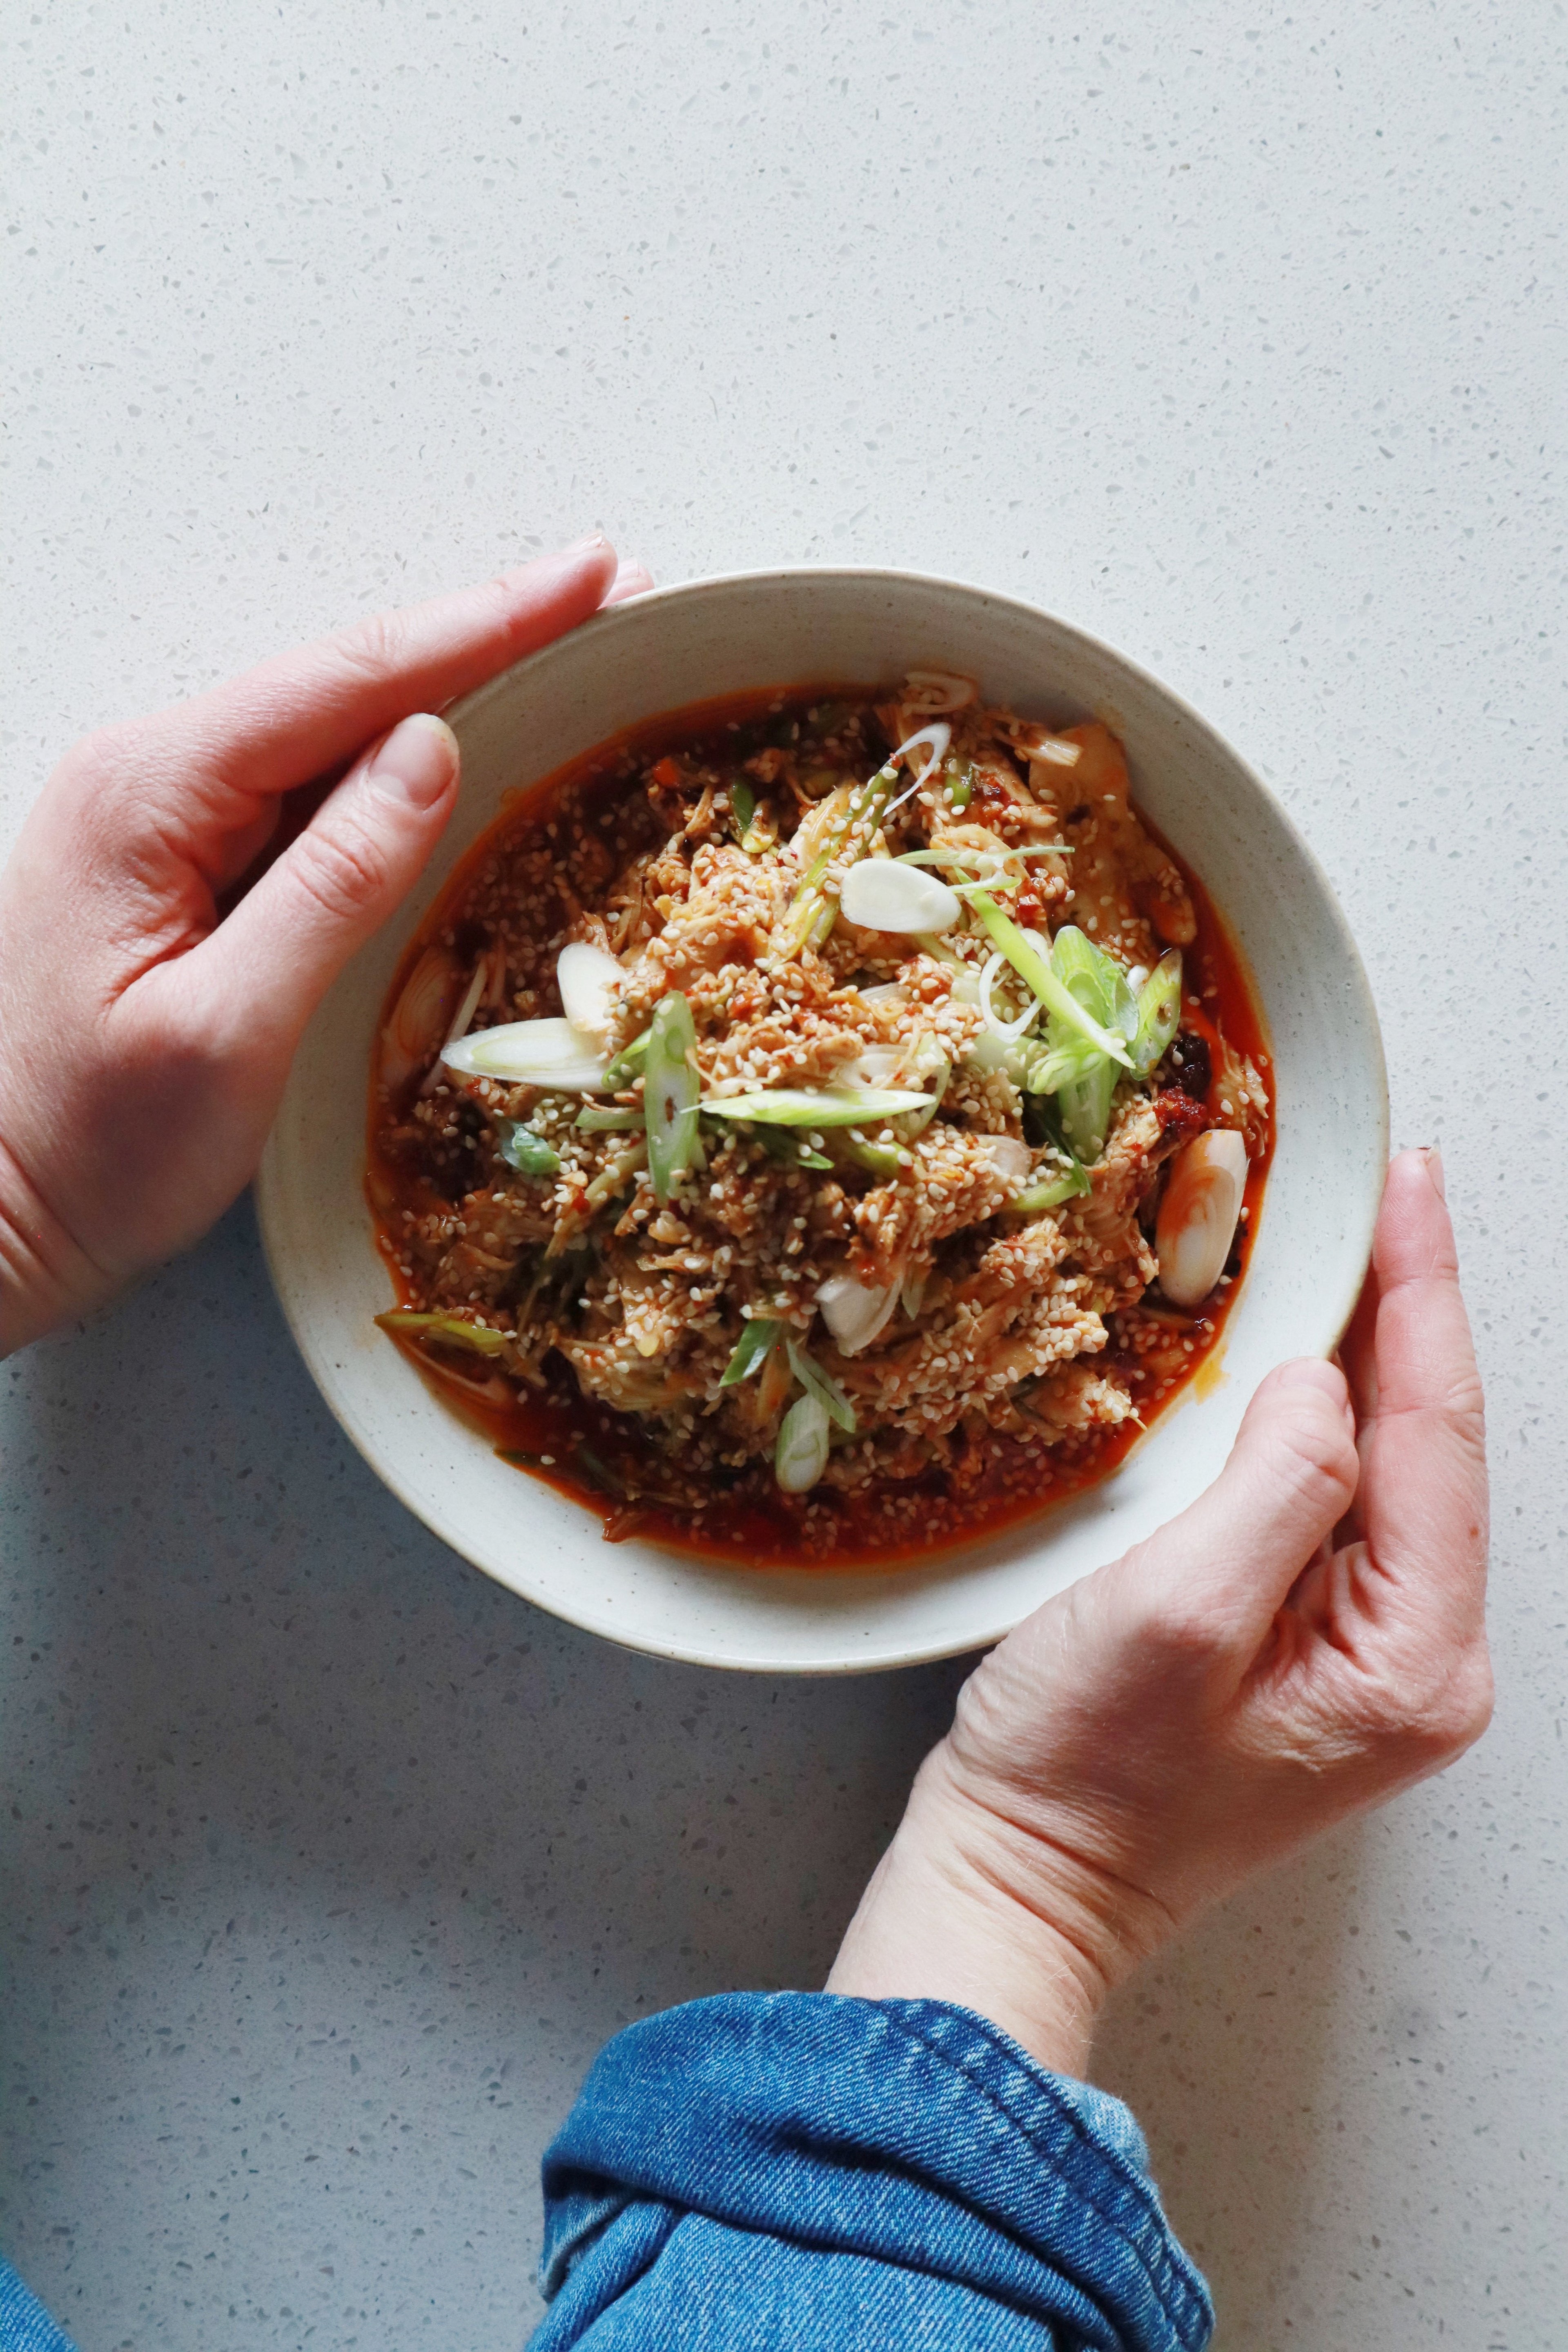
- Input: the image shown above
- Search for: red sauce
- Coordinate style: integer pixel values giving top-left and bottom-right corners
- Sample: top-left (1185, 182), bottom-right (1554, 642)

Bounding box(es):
top-left (367, 684), bottom-right (1274, 1570)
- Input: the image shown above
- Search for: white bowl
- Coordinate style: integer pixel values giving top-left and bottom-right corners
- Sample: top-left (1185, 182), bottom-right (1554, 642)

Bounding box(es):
top-left (257, 568), bottom-right (1387, 1674)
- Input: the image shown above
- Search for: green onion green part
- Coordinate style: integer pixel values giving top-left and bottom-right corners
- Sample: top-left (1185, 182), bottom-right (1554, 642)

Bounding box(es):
top-left (776, 763), bottom-right (900, 959)
top-left (575, 1105), bottom-right (644, 1132)
top-left (704, 1085), bottom-right (934, 1129)
top-left (601, 1027), bottom-right (652, 1091)
top-left (1131, 950), bottom-right (1184, 1076)
top-left (968, 893), bottom-right (1134, 1068)
top-left (1009, 1163), bottom-right (1093, 1214)
top-left (495, 1119), bottom-right (561, 1177)
top-left (644, 991), bottom-right (701, 1203)
top-left (720, 1318), bottom-right (785, 1387)
top-left (376, 1310), bottom-right (508, 1356)
top-left (786, 1339), bottom-right (857, 1432)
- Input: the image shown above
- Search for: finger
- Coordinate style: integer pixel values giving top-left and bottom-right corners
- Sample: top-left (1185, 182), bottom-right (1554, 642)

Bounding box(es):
top-left (81, 539), bottom-right (618, 855)
top-left (172, 712), bottom-right (460, 1059)
top-left (602, 557), bottom-right (655, 604)
top-left (1356, 1147), bottom-right (1488, 1631)
top-left (1115, 1358), bottom-right (1360, 1662)
top-left (211, 802), bottom-right (282, 891)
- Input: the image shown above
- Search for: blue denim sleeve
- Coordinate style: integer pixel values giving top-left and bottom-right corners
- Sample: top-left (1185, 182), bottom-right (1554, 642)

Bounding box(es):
top-left (0, 2258), bottom-right (77, 2352)
top-left (533, 1992), bottom-right (1212, 2351)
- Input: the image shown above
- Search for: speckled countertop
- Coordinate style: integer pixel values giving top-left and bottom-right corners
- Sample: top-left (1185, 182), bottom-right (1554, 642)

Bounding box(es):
top-left (3, 4), bottom-right (1565, 2345)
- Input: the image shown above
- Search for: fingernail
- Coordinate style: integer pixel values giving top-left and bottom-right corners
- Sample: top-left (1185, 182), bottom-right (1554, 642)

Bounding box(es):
top-left (563, 531), bottom-right (608, 553)
top-left (368, 713), bottom-right (458, 810)
top-left (1276, 1357), bottom-right (1343, 1394)
top-left (1423, 1145), bottom-right (1446, 1201)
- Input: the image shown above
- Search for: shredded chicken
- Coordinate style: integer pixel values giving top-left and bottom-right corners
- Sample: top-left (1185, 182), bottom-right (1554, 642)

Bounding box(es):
top-left (370, 677), bottom-right (1271, 1551)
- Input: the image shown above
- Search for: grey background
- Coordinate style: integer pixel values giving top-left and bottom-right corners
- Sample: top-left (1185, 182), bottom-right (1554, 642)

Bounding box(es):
top-left (2, 2), bottom-right (1564, 2346)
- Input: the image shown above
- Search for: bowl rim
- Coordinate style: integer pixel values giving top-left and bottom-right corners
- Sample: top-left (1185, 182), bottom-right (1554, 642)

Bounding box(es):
top-left (257, 562), bottom-right (1389, 1673)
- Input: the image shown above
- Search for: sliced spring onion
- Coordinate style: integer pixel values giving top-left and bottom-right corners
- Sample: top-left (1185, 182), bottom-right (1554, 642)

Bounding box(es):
top-left (1025, 734), bottom-right (1083, 768)
top-left (720, 1317), bottom-right (785, 1386)
top-left (902, 669), bottom-right (976, 714)
top-left (601, 1027), bottom-right (652, 1090)
top-left (1131, 950), bottom-right (1184, 1076)
top-left (1051, 926), bottom-right (1140, 1047)
top-left (882, 722), bottom-right (953, 817)
top-left (575, 1105), bottom-right (644, 1132)
top-left (443, 1017), bottom-right (610, 1091)
top-left (703, 1085), bottom-right (935, 1128)
top-left (837, 1134), bottom-right (902, 1178)
top-left (892, 1038), bottom-right (949, 1138)
top-left (979, 950), bottom-right (1043, 1045)
top-left (644, 990), bottom-right (701, 1203)
top-left (496, 1118), bottom-right (562, 1176)
top-left (777, 766), bottom-right (901, 959)
top-left (557, 940), bottom-right (624, 1041)
top-left (375, 1310), bottom-right (508, 1356)
top-left (1008, 1163), bottom-right (1092, 1214)
top-left (795, 1146), bottom-right (834, 1170)
top-left (1041, 927), bottom-right (1139, 1165)
top-left (900, 1262), bottom-right (928, 1320)
top-left (731, 778), bottom-right (757, 838)
top-left (838, 858), bottom-right (962, 934)
top-left (1057, 1055), bottom-right (1117, 1165)
top-left (775, 1393), bottom-right (831, 1492)
top-left (815, 1275), bottom-right (898, 1359)
top-left (785, 1339), bottom-right (857, 1431)
top-left (944, 758), bottom-right (974, 810)
top-left (968, 895), bottom-right (1134, 1069)
top-left (582, 1140), bottom-right (648, 1208)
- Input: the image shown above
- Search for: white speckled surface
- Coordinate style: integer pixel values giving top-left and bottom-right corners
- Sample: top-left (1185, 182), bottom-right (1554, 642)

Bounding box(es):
top-left (2, 2), bottom-right (1564, 2345)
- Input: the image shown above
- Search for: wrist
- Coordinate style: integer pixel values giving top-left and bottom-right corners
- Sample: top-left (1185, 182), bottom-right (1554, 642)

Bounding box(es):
top-left (0, 1126), bottom-right (98, 1354)
top-left (827, 1741), bottom-right (1168, 2078)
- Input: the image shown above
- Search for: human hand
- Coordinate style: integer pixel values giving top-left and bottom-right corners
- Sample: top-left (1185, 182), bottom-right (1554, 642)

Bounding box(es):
top-left (829, 1148), bottom-right (1491, 2074)
top-left (0, 537), bottom-right (651, 1355)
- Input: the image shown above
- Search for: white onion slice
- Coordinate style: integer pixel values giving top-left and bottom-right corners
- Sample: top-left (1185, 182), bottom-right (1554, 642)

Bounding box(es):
top-left (979, 949), bottom-right (1042, 1044)
top-left (817, 1273), bottom-right (900, 1356)
top-left (1156, 1129), bottom-right (1248, 1308)
top-left (443, 1017), bottom-right (610, 1091)
top-left (902, 669), bottom-right (977, 715)
top-left (883, 722), bottom-right (953, 816)
top-left (839, 859), bottom-right (961, 934)
top-left (557, 940), bottom-right (624, 1041)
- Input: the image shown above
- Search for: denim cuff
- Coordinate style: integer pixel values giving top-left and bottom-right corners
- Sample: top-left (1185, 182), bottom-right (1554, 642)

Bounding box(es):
top-left (0, 2258), bottom-right (78, 2352)
top-left (539, 1991), bottom-right (1212, 2351)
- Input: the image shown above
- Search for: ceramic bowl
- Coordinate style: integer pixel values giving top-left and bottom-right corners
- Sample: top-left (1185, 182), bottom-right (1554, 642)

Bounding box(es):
top-left (256, 567), bottom-right (1387, 1673)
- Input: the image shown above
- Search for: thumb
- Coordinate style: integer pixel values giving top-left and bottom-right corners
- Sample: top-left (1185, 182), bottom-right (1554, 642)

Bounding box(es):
top-left (183, 710), bottom-right (459, 1056)
top-left (1112, 1358), bottom-right (1361, 1660)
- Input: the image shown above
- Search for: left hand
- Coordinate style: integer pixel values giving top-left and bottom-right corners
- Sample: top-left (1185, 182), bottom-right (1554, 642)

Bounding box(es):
top-left (0, 537), bottom-right (650, 1354)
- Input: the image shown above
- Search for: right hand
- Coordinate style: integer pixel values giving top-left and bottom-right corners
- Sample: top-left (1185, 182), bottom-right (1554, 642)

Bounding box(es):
top-left (829, 1147), bottom-right (1492, 2072)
